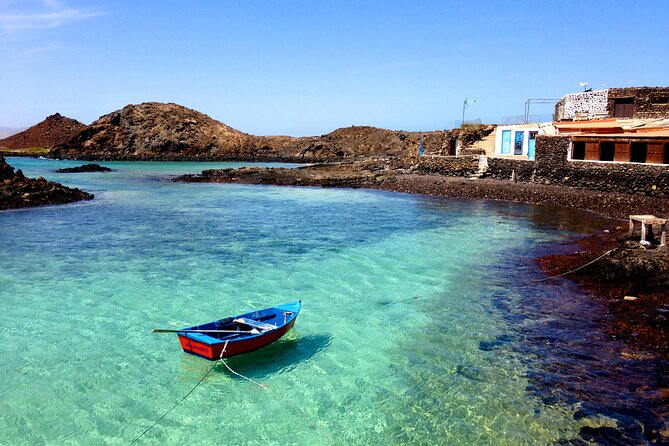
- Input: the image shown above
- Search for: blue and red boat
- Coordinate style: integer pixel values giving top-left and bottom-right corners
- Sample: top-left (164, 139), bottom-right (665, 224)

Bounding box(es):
top-left (154, 301), bottom-right (301, 360)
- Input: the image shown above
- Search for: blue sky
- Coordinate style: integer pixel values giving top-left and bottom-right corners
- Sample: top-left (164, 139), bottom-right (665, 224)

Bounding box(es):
top-left (1, 0), bottom-right (668, 136)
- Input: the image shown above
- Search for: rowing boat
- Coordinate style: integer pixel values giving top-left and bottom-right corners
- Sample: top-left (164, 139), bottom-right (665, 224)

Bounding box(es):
top-left (156, 301), bottom-right (301, 360)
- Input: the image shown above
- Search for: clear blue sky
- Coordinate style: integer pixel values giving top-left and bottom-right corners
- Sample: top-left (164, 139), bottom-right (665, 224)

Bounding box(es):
top-left (1, 0), bottom-right (668, 136)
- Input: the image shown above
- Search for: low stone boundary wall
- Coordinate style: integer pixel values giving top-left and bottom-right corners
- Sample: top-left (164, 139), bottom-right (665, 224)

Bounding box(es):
top-left (417, 155), bottom-right (479, 177)
top-left (487, 158), bottom-right (536, 181)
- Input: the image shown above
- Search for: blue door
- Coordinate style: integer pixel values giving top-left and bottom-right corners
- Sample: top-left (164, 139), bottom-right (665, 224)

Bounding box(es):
top-left (514, 131), bottom-right (524, 155)
top-left (528, 131), bottom-right (537, 160)
top-left (501, 130), bottom-right (511, 154)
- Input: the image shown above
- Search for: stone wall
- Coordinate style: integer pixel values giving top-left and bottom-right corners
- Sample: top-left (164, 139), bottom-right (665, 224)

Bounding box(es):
top-left (608, 87), bottom-right (669, 119)
top-left (554, 87), bottom-right (669, 121)
top-left (417, 156), bottom-right (479, 177)
top-left (420, 131), bottom-right (457, 156)
top-left (531, 136), bottom-right (669, 197)
top-left (487, 158), bottom-right (537, 181)
top-left (417, 136), bottom-right (669, 197)
top-left (534, 135), bottom-right (571, 166)
top-left (555, 90), bottom-right (608, 121)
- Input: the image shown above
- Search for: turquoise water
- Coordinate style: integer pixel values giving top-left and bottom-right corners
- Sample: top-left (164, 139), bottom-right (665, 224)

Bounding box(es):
top-left (0, 158), bottom-right (602, 445)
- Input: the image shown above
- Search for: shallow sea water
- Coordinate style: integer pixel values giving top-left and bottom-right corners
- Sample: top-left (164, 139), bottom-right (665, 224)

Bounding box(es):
top-left (0, 157), bottom-right (632, 445)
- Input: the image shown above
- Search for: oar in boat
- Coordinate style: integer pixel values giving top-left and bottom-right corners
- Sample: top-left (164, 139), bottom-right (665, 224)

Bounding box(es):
top-left (152, 328), bottom-right (260, 335)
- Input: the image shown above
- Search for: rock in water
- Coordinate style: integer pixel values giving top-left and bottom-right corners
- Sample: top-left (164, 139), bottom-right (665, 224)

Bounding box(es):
top-left (0, 156), bottom-right (93, 210)
top-left (56, 164), bottom-right (112, 173)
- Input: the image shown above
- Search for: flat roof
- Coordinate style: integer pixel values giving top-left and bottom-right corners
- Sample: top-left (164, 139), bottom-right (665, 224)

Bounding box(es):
top-left (556, 118), bottom-right (669, 136)
top-left (555, 119), bottom-right (632, 130)
top-left (572, 130), bottom-right (669, 139)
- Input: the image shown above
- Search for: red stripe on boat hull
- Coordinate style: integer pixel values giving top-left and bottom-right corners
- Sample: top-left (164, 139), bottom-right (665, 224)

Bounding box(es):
top-left (178, 318), bottom-right (297, 360)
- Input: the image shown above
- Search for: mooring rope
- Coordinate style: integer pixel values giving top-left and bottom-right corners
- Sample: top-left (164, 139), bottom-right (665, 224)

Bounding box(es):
top-left (219, 340), bottom-right (266, 389)
top-left (128, 360), bottom-right (218, 445)
top-left (533, 249), bottom-right (614, 282)
top-left (219, 341), bottom-right (337, 446)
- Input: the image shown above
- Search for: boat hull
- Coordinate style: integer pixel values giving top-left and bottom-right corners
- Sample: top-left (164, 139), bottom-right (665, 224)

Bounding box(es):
top-left (175, 301), bottom-right (301, 360)
top-left (177, 317), bottom-right (297, 360)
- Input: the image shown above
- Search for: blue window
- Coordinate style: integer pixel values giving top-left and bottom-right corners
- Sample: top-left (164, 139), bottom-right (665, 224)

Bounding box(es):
top-left (501, 130), bottom-right (511, 154)
top-left (514, 131), bottom-right (524, 155)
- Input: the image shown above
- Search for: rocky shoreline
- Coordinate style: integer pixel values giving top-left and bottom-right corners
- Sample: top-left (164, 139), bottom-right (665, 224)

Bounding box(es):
top-left (0, 156), bottom-right (93, 210)
top-left (176, 160), bottom-right (669, 220)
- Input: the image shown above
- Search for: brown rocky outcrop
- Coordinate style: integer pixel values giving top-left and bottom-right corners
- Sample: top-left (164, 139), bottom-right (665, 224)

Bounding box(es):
top-left (0, 113), bottom-right (86, 152)
top-left (52, 102), bottom-right (257, 160)
top-left (0, 156), bottom-right (93, 210)
top-left (294, 126), bottom-right (418, 159)
top-left (238, 126), bottom-right (443, 161)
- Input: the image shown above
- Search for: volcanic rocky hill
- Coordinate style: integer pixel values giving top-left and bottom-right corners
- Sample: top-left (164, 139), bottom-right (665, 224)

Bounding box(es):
top-left (51, 102), bottom-right (257, 160)
top-left (0, 113), bottom-right (86, 151)
top-left (268, 126), bottom-right (430, 160)
top-left (250, 126), bottom-right (423, 161)
top-left (50, 102), bottom-right (464, 161)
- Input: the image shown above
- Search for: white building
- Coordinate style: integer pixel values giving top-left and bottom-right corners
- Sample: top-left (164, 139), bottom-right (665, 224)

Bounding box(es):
top-left (493, 123), bottom-right (556, 160)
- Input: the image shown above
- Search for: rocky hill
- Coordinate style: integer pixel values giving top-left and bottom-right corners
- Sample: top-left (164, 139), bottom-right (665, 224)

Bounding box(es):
top-left (254, 127), bottom-right (429, 161)
top-left (287, 126), bottom-right (423, 159)
top-left (51, 102), bottom-right (257, 160)
top-left (47, 102), bottom-right (468, 161)
top-left (0, 114), bottom-right (86, 153)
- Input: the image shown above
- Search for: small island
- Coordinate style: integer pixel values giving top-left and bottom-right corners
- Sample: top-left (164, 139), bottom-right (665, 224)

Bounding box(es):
top-left (56, 163), bottom-right (112, 173)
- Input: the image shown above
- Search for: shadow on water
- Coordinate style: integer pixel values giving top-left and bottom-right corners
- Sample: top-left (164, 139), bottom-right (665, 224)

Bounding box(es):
top-left (214, 333), bottom-right (333, 379)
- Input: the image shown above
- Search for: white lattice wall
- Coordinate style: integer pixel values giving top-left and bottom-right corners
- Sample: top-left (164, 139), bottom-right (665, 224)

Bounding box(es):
top-left (555, 89), bottom-right (609, 120)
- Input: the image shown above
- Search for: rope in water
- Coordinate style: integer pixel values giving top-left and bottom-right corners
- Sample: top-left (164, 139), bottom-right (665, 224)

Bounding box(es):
top-left (128, 360), bottom-right (218, 445)
top-left (129, 340), bottom-right (335, 444)
top-left (219, 340), bottom-right (266, 389)
top-left (129, 246), bottom-right (613, 444)
top-left (533, 249), bottom-right (614, 282)
top-left (219, 341), bottom-right (336, 446)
